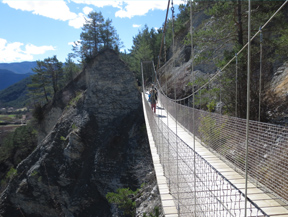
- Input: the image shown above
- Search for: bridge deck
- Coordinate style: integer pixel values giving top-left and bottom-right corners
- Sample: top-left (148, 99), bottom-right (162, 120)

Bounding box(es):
top-left (142, 93), bottom-right (178, 216)
top-left (142, 92), bottom-right (288, 216)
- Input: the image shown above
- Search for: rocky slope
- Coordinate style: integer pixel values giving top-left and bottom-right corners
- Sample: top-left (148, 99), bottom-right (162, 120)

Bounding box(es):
top-left (0, 49), bottom-right (161, 217)
top-left (264, 61), bottom-right (288, 124)
top-left (158, 8), bottom-right (288, 123)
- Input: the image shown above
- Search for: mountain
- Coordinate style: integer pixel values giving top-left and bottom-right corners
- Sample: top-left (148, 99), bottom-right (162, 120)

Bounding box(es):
top-left (0, 76), bottom-right (31, 108)
top-left (0, 49), bottom-right (159, 216)
top-left (0, 69), bottom-right (31, 91)
top-left (0, 61), bottom-right (37, 74)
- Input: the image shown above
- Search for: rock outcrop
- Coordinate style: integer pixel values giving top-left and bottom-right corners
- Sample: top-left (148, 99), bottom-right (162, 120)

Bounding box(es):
top-left (0, 49), bottom-right (160, 217)
top-left (264, 61), bottom-right (288, 124)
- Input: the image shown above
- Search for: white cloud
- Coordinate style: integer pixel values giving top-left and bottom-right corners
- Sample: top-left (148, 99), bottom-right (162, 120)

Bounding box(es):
top-left (115, 1), bottom-right (166, 18)
top-left (3, 0), bottom-right (182, 29)
top-left (2, 0), bottom-right (86, 28)
top-left (25, 44), bottom-right (55, 55)
top-left (72, 0), bottom-right (182, 18)
top-left (3, 0), bottom-right (77, 21)
top-left (72, 0), bottom-right (121, 8)
top-left (83, 6), bottom-right (93, 15)
top-left (0, 38), bottom-right (55, 63)
top-left (133, 24), bottom-right (141, 28)
top-left (69, 13), bottom-right (86, 29)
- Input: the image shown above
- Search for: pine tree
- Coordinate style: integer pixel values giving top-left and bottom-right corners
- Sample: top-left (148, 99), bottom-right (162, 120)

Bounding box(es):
top-left (44, 56), bottom-right (63, 94)
top-left (183, 1), bottom-right (288, 119)
top-left (73, 11), bottom-right (122, 62)
top-left (27, 56), bottom-right (63, 106)
top-left (80, 11), bottom-right (104, 60)
top-left (28, 61), bottom-right (51, 105)
top-left (63, 53), bottom-right (80, 84)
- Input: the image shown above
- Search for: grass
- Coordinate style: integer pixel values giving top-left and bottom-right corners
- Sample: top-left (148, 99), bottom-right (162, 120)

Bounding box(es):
top-left (0, 114), bottom-right (16, 118)
top-left (0, 114), bottom-right (17, 122)
top-left (65, 91), bottom-right (83, 111)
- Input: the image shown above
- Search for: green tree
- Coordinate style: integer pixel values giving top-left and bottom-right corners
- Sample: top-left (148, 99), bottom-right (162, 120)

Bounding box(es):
top-left (106, 187), bottom-right (139, 217)
top-left (0, 124), bottom-right (37, 163)
top-left (44, 56), bottom-right (63, 94)
top-left (73, 11), bottom-right (122, 62)
top-left (63, 53), bottom-right (81, 84)
top-left (81, 11), bottom-right (104, 59)
top-left (101, 19), bottom-right (122, 51)
top-left (0, 124), bottom-right (37, 191)
top-left (143, 207), bottom-right (160, 217)
top-left (28, 61), bottom-right (51, 105)
top-left (128, 25), bottom-right (162, 80)
top-left (183, 1), bottom-right (288, 119)
top-left (28, 56), bottom-right (63, 106)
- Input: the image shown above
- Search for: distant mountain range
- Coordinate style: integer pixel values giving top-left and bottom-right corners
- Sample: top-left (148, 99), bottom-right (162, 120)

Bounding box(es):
top-left (0, 61), bottom-right (37, 74)
top-left (0, 76), bottom-right (31, 108)
top-left (0, 61), bottom-right (36, 108)
top-left (0, 69), bottom-right (31, 91)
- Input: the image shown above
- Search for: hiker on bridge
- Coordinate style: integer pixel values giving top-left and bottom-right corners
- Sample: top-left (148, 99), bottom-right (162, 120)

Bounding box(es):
top-left (149, 84), bottom-right (158, 113)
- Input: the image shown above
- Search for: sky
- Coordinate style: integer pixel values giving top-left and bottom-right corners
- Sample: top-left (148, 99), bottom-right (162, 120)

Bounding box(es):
top-left (0, 0), bottom-right (183, 63)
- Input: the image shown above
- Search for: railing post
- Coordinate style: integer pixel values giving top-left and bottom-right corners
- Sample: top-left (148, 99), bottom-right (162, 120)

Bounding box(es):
top-left (235, 53), bottom-right (238, 117)
top-left (174, 84), bottom-right (180, 216)
top-left (190, 0), bottom-right (196, 213)
top-left (244, 0), bottom-right (251, 216)
top-left (166, 75), bottom-right (171, 192)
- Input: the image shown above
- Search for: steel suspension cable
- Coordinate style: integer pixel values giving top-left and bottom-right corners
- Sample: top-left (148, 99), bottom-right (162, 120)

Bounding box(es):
top-left (164, 0), bottom-right (288, 102)
top-left (171, 2), bottom-right (175, 69)
top-left (157, 0), bottom-right (171, 70)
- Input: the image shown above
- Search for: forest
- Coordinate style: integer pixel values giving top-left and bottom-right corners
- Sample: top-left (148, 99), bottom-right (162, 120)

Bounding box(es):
top-left (125, 1), bottom-right (288, 122)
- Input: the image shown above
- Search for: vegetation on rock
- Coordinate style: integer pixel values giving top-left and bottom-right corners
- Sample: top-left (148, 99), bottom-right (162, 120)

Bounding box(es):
top-left (106, 187), bottom-right (140, 216)
top-left (0, 123), bottom-right (37, 192)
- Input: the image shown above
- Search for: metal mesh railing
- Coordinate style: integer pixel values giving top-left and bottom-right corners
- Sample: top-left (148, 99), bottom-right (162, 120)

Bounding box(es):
top-left (141, 1), bottom-right (288, 215)
top-left (159, 91), bottom-right (288, 206)
top-left (144, 92), bottom-right (269, 216)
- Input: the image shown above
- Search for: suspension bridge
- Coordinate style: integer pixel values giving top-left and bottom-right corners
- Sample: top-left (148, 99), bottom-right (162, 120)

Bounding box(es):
top-left (141, 0), bottom-right (288, 216)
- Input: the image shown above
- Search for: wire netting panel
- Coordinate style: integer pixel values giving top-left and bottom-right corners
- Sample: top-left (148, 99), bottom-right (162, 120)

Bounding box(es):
top-left (144, 93), bottom-right (268, 216)
top-left (159, 92), bottom-right (288, 206)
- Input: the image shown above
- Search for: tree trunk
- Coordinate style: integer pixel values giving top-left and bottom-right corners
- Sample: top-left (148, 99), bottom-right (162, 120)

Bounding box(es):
top-left (43, 85), bottom-right (49, 103)
top-left (237, 0), bottom-right (243, 46)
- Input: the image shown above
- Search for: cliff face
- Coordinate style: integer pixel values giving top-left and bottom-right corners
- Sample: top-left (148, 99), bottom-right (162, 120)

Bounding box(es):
top-left (264, 61), bottom-right (288, 124)
top-left (0, 49), bottom-right (157, 217)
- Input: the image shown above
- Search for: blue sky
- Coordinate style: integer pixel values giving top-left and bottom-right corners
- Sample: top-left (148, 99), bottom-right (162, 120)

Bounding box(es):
top-left (0, 0), bottom-right (182, 63)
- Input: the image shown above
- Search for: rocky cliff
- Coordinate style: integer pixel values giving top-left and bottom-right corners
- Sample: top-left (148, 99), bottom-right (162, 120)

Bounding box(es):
top-left (159, 8), bottom-right (288, 122)
top-left (0, 49), bottom-right (160, 217)
top-left (264, 61), bottom-right (288, 124)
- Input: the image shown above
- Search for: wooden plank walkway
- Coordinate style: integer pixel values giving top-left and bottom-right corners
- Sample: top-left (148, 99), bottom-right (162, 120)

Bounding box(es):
top-left (142, 93), bottom-right (178, 217)
top-left (142, 91), bottom-right (288, 216)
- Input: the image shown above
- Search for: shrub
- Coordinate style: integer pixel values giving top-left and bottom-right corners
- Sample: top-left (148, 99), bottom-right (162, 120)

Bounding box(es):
top-left (32, 103), bottom-right (44, 122)
top-left (199, 114), bottom-right (226, 150)
top-left (0, 124), bottom-right (37, 191)
top-left (143, 207), bottom-right (160, 217)
top-left (6, 167), bottom-right (17, 179)
top-left (106, 187), bottom-right (140, 216)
